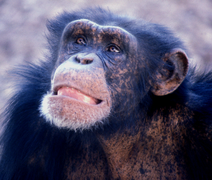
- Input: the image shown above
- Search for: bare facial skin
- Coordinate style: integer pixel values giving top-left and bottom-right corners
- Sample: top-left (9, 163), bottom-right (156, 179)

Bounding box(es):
top-left (40, 19), bottom-right (137, 131)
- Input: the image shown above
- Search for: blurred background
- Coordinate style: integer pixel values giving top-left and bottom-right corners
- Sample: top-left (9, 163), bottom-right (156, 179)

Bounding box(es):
top-left (0, 0), bottom-right (212, 115)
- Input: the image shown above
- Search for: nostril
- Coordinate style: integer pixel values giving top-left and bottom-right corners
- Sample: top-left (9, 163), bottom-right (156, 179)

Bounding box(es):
top-left (75, 54), bottom-right (94, 65)
top-left (75, 56), bottom-right (81, 63)
top-left (84, 59), bottom-right (93, 64)
top-left (79, 58), bottom-right (93, 65)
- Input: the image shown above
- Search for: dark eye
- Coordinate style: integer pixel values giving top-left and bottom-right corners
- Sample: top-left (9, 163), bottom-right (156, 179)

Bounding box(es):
top-left (107, 45), bottom-right (120, 53)
top-left (76, 37), bottom-right (86, 45)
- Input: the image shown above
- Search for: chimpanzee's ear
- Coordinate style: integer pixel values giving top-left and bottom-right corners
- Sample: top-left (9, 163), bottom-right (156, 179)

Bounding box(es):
top-left (151, 49), bottom-right (189, 96)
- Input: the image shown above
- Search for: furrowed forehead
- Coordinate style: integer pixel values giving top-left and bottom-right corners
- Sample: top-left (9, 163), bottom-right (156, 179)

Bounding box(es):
top-left (62, 19), bottom-right (136, 41)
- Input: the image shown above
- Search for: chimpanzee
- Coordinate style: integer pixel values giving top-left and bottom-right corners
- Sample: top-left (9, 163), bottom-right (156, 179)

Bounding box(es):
top-left (1, 7), bottom-right (212, 180)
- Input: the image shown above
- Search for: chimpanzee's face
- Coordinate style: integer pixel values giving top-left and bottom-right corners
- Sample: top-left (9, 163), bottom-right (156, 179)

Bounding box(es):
top-left (40, 19), bottom-right (138, 131)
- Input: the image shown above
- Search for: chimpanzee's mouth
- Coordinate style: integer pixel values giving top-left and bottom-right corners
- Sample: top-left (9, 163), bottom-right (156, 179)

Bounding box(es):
top-left (53, 86), bottom-right (102, 105)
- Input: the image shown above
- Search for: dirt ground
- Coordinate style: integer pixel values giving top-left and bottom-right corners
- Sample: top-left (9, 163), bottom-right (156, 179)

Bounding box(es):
top-left (0, 0), bottom-right (212, 117)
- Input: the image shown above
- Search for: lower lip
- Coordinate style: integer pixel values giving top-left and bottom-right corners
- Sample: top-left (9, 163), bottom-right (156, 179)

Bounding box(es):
top-left (57, 87), bottom-right (101, 105)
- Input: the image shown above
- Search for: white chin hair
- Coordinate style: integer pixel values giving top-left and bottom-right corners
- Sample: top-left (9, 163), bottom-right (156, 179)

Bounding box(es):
top-left (39, 93), bottom-right (110, 131)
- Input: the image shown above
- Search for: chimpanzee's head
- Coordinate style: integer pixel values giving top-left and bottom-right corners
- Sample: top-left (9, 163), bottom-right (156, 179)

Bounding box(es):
top-left (40, 8), bottom-right (188, 131)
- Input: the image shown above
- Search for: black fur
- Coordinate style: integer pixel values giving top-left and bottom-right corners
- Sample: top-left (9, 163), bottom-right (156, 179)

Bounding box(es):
top-left (1, 8), bottom-right (212, 180)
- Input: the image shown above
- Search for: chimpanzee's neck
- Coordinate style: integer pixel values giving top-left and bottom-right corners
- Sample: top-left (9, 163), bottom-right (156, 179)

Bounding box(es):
top-left (97, 127), bottom-right (141, 178)
top-left (97, 104), bottom-right (192, 179)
